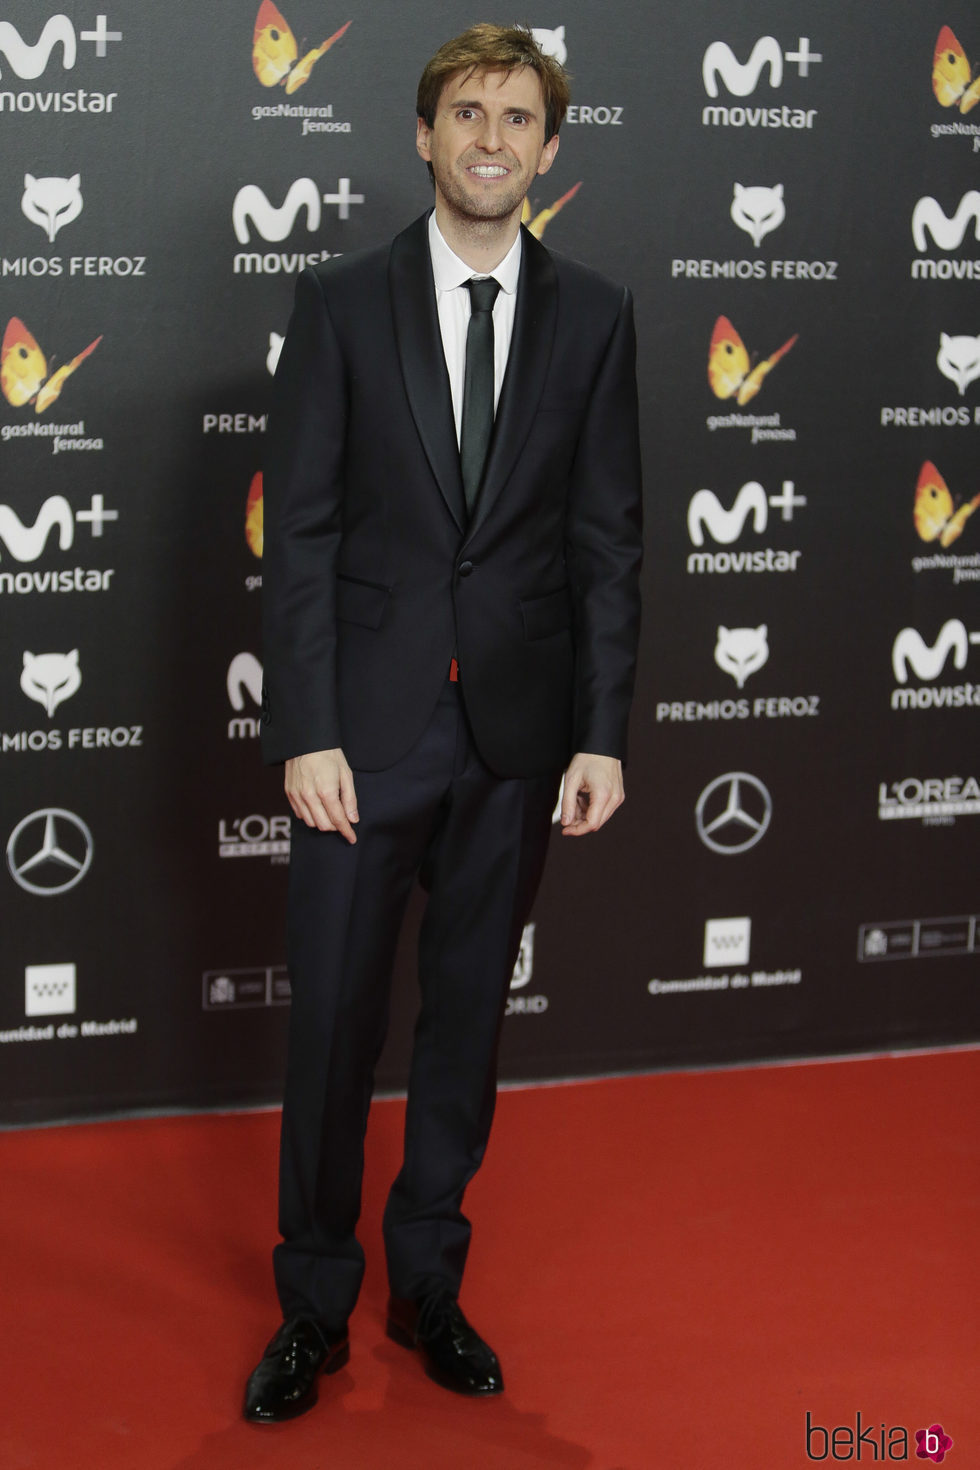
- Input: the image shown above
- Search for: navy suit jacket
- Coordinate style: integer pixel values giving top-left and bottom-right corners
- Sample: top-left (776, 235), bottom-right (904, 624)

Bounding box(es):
top-left (261, 211), bottom-right (642, 778)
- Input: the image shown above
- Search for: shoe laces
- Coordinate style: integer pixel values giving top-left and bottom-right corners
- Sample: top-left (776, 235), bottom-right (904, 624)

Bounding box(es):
top-left (416, 1286), bottom-right (458, 1341)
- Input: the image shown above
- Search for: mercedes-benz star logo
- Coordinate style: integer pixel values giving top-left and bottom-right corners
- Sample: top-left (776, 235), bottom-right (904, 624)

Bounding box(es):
top-left (695, 773), bottom-right (772, 855)
top-left (6, 808), bottom-right (94, 895)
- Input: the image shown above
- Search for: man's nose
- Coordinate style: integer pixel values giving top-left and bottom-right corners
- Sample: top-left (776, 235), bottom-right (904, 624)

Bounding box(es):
top-left (475, 117), bottom-right (503, 151)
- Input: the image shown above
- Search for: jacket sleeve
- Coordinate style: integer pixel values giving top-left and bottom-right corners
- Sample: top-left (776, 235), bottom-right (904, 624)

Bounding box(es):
top-left (564, 286), bottom-right (643, 763)
top-left (260, 267), bottom-right (348, 764)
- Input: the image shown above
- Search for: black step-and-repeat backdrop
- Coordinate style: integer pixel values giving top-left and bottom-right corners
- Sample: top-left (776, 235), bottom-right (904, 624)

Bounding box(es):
top-left (1, 1), bottom-right (977, 1125)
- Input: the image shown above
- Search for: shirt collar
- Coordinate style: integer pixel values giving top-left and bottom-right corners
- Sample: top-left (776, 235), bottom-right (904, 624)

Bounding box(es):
top-left (428, 210), bottom-right (522, 295)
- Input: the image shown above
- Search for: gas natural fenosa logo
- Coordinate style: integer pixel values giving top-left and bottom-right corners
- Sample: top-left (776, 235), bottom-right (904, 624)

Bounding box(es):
top-left (913, 462), bottom-right (980, 549)
top-left (521, 182), bottom-right (581, 239)
top-left (245, 473), bottom-right (263, 558)
top-left (933, 27), bottom-right (980, 113)
top-left (707, 316), bottom-right (797, 406)
top-left (1, 317), bottom-right (101, 413)
top-left (252, 3), bottom-right (350, 93)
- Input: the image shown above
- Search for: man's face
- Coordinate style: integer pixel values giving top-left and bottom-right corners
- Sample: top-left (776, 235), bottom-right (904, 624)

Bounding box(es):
top-left (416, 66), bottom-right (559, 226)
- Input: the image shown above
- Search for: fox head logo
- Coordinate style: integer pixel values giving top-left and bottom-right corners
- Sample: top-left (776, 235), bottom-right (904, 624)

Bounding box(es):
top-left (937, 333), bottom-right (980, 395)
top-left (731, 183), bottom-right (784, 247)
top-left (531, 26), bottom-right (566, 65)
top-left (714, 626), bottom-right (769, 688)
top-left (21, 650), bottom-right (81, 717)
top-left (21, 173), bottom-right (82, 243)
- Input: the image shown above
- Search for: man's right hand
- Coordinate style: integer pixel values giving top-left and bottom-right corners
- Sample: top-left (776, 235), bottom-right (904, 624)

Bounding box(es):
top-left (284, 749), bottom-right (359, 842)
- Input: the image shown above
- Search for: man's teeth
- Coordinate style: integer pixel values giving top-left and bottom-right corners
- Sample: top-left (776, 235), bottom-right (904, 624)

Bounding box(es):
top-left (469, 165), bottom-right (508, 177)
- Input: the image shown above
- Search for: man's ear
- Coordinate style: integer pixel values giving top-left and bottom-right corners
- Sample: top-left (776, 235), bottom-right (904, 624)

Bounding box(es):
top-left (416, 116), bottom-right (432, 162)
top-left (536, 133), bottom-right (559, 177)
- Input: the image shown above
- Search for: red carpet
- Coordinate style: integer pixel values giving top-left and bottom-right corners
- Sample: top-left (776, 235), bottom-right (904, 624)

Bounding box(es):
top-left (0, 1051), bottom-right (976, 1469)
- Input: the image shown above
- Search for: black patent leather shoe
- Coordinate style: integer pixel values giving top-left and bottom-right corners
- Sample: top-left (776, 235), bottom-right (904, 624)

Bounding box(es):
top-left (386, 1288), bottom-right (504, 1395)
top-left (243, 1316), bottom-right (350, 1423)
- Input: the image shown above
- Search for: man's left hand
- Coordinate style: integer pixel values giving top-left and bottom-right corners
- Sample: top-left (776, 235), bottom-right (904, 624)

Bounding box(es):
top-left (560, 753), bottom-right (624, 836)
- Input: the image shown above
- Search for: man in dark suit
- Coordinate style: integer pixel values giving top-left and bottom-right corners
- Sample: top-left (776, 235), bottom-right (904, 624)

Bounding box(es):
top-left (245, 23), bottom-right (642, 1423)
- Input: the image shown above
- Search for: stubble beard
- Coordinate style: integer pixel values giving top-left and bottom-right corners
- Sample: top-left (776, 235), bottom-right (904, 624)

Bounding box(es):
top-left (435, 157), bottom-right (529, 235)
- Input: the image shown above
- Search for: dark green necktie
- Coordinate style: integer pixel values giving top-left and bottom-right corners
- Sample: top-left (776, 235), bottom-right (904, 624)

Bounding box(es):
top-left (460, 277), bottom-right (501, 517)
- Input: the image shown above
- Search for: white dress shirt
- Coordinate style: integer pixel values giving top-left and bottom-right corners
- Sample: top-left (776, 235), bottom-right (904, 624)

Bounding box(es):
top-left (427, 211), bottom-right (522, 446)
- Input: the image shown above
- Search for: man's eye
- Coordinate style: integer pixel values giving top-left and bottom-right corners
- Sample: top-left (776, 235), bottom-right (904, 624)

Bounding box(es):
top-left (508, 114), bottom-right (528, 125)
top-left (456, 108), bottom-right (476, 120)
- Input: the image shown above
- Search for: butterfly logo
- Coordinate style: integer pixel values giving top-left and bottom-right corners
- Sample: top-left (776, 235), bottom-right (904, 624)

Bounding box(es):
top-left (933, 26), bottom-right (980, 112)
top-left (245, 472), bottom-right (264, 558)
top-left (1, 318), bottom-right (101, 413)
top-left (252, 2), bottom-right (350, 93)
top-left (913, 461), bottom-right (980, 547)
top-left (707, 316), bottom-right (798, 405)
top-left (521, 182), bottom-right (581, 240)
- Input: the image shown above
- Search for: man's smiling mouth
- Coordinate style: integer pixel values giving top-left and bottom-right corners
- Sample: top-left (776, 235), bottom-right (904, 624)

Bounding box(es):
top-left (467, 164), bottom-right (510, 178)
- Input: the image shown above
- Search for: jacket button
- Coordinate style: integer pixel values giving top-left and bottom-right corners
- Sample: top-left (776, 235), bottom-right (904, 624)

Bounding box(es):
top-left (458, 561), bottom-right (474, 577)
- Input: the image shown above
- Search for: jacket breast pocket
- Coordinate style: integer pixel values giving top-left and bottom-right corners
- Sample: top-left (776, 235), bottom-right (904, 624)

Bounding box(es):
top-left (536, 393), bottom-right (588, 417)
top-left (520, 585), bottom-right (573, 641)
top-left (336, 574), bottom-right (391, 630)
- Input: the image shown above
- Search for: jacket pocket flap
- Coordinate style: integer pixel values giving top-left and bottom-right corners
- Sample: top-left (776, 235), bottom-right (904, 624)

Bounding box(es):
top-left (520, 585), bottom-right (572, 640)
top-left (336, 575), bottom-right (390, 630)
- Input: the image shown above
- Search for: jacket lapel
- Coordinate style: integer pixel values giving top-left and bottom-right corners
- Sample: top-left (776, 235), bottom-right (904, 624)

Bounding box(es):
top-left (465, 224), bottom-right (558, 544)
top-left (389, 214), bottom-right (466, 532)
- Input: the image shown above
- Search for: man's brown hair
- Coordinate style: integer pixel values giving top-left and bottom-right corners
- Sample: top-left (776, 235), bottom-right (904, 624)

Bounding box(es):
top-left (416, 23), bottom-right (570, 142)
